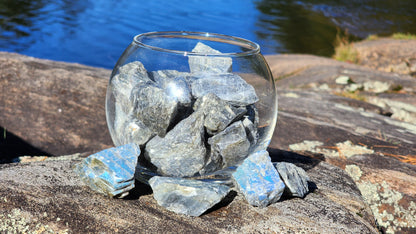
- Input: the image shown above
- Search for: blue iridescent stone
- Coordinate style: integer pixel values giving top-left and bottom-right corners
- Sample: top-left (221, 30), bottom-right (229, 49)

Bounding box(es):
top-left (232, 150), bottom-right (285, 208)
top-left (74, 143), bottom-right (140, 198)
top-left (149, 176), bottom-right (230, 216)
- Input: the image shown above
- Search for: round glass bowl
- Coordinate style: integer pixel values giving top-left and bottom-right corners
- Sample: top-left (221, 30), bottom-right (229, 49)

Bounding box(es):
top-left (106, 31), bottom-right (277, 184)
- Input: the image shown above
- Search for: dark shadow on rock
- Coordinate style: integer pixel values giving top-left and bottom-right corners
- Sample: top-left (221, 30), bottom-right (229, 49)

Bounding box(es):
top-left (307, 181), bottom-right (318, 193)
top-left (0, 126), bottom-right (52, 163)
top-left (122, 181), bottom-right (153, 200)
top-left (202, 190), bottom-right (238, 216)
top-left (267, 147), bottom-right (324, 171)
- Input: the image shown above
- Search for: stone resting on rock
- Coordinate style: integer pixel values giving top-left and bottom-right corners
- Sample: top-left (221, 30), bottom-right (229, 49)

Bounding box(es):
top-left (75, 42), bottom-right (311, 217)
top-left (1, 38), bottom-right (415, 233)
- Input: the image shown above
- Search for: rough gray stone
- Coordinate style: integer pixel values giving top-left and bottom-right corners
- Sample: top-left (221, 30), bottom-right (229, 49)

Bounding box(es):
top-left (152, 69), bottom-right (190, 83)
top-left (149, 176), bottom-right (230, 217)
top-left (118, 61), bottom-right (148, 76)
top-left (130, 82), bottom-right (178, 137)
top-left (163, 77), bottom-right (192, 107)
top-left (111, 61), bottom-right (152, 113)
top-left (118, 115), bottom-right (155, 146)
top-left (145, 111), bottom-right (206, 177)
top-left (113, 102), bottom-right (130, 146)
top-left (274, 162), bottom-right (310, 198)
top-left (152, 70), bottom-right (192, 106)
top-left (4, 51), bottom-right (403, 233)
top-left (206, 121), bottom-right (250, 173)
top-left (191, 73), bottom-right (259, 106)
top-left (111, 62), bottom-right (155, 146)
top-left (231, 106), bottom-right (248, 120)
top-left (113, 101), bottom-right (155, 147)
top-left (242, 116), bottom-right (258, 146)
top-left (0, 152), bottom-right (378, 233)
top-left (194, 93), bottom-right (246, 134)
top-left (74, 143), bottom-right (140, 198)
top-left (232, 150), bottom-right (286, 208)
top-left (188, 42), bottom-right (232, 74)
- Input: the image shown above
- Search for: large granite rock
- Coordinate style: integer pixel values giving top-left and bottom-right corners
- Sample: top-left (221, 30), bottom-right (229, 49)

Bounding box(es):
top-left (1, 47), bottom-right (415, 232)
top-left (0, 52), bottom-right (112, 160)
top-left (0, 153), bottom-right (377, 233)
top-left (266, 52), bottom-right (416, 233)
top-left (353, 38), bottom-right (416, 77)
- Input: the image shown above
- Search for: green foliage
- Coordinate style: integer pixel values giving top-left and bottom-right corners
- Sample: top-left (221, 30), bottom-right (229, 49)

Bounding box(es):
top-left (365, 33), bottom-right (416, 41)
top-left (365, 34), bottom-right (379, 41)
top-left (391, 32), bottom-right (416, 40)
top-left (332, 30), bottom-right (359, 63)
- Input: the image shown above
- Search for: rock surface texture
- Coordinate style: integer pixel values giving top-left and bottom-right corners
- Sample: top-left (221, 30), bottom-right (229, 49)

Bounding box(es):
top-left (0, 39), bottom-right (415, 233)
top-left (0, 153), bottom-right (377, 233)
top-left (353, 38), bottom-right (416, 77)
top-left (0, 52), bottom-right (112, 160)
top-left (266, 39), bottom-right (416, 233)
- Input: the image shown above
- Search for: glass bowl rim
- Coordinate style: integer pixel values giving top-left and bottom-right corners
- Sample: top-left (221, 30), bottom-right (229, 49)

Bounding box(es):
top-left (132, 31), bottom-right (261, 57)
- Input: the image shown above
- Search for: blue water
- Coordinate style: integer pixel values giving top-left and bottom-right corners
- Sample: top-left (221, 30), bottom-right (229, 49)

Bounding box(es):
top-left (1, 0), bottom-right (416, 69)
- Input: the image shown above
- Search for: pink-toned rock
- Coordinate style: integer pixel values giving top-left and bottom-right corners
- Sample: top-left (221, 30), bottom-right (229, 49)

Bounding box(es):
top-left (353, 38), bottom-right (416, 77)
top-left (0, 52), bottom-right (112, 160)
top-left (1, 49), bottom-right (415, 232)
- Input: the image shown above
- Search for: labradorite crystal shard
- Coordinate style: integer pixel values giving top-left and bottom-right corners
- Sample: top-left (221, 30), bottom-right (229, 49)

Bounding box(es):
top-left (118, 115), bottom-right (155, 146)
top-left (111, 61), bottom-right (155, 146)
top-left (232, 150), bottom-right (285, 208)
top-left (151, 70), bottom-right (192, 106)
top-left (188, 42), bottom-right (232, 74)
top-left (242, 116), bottom-right (258, 146)
top-left (144, 111), bottom-right (206, 177)
top-left (149, 176), bottom-right (230, 217)
top-left (190, 73), bottom-right (259, 106)
top-left (108, 43), bottom-right (263, 192)
top-left (152, 69), bottom-right (190, 84)
top-left (111, 61), bottom-right (152, 113)
top-left (274, 162), bottom-right (310, 198)
top-left (193, 93), bottom-right (246, 134)
top-left (207, 121), bottom-right (251, 171)
top-left (113, 102), bottom-right (130, 146)
top-left (74, 143), bottom-right (140, 198)
top-left (130, 82), bottom-right (178, 137)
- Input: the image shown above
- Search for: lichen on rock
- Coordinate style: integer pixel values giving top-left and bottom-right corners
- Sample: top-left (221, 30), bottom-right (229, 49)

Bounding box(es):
top-left (289, 140), bottom-right (374, 158)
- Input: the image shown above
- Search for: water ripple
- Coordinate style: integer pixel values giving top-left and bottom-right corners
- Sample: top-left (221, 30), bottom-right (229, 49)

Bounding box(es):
top-left (1, 0), bottom-right (416, 68)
